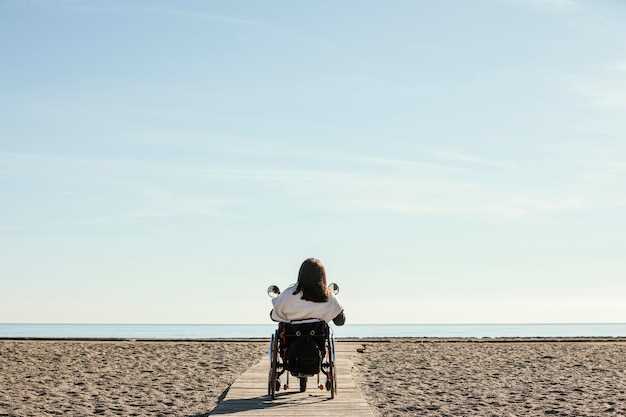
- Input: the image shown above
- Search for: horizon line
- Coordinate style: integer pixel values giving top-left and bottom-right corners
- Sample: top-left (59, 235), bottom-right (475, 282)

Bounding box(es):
top-left (2, 321), bottom-right (626, 326)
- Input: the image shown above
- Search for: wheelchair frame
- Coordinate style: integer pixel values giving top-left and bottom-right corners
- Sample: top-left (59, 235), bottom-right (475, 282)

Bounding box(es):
top-left (267, 323), bottom-right (337, 400)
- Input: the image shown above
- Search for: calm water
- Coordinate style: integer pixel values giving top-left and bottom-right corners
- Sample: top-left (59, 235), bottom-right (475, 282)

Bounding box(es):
top-left (1, 323), bottom-right (626, 339)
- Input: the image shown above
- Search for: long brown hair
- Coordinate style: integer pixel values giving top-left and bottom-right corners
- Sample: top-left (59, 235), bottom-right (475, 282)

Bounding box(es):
top-left (293, 258), bottom-right (329, 302)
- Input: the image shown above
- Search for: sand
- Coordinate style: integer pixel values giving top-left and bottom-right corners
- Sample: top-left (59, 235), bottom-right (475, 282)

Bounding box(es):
top-left (354, 341), bottom-right (626, 417)
top-left (4, 340), bottom-right (626, 417)
top-left (0, 341), bottom-right (265, 417)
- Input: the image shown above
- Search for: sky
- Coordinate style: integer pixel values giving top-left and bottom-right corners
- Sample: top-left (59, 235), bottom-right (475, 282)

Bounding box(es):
top-left (1, 0), bottom-right (625, 324)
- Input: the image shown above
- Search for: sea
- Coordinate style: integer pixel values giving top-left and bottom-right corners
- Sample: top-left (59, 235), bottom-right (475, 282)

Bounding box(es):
top-left (1, 323), bottom-right (626, 339)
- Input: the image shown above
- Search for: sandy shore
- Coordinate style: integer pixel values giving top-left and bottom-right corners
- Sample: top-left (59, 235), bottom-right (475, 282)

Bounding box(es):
top-left (354, 341), bottom-right (626, 416)
top-left (0, 341), bottom-right (265, 417)
top-left (4, 340), bottom-right (626, 417)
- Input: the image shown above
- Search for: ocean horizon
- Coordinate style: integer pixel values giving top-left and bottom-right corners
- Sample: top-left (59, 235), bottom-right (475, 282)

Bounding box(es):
top-left (2, 322), bottom-right (626, 339)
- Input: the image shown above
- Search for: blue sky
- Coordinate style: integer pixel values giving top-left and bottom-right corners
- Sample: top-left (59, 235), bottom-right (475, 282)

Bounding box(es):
top-left (1, 0), bottom-right (625, 324)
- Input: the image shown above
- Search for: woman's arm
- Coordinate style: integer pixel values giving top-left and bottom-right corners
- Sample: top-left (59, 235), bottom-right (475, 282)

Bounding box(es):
top-left (332, 310), bottom-right (345, 326)
top-left (270, 309), bottom-right (284, 322)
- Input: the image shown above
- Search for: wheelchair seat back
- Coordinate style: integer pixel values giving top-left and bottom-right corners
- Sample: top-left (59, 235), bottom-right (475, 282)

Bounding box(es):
top-left (280, 321), bottom-right (329, 377)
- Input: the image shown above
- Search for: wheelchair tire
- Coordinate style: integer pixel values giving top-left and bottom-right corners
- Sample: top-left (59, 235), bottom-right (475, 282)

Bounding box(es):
top-left (268, 331), bottom-right (280, 399)
top-left (299, 377), bottom-right (307, 392)
top-left (327, 335), bottom-right (337, 399)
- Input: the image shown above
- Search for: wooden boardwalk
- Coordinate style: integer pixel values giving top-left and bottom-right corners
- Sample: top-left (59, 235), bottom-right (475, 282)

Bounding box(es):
top-left (210, 343), bottom-right (374, 416)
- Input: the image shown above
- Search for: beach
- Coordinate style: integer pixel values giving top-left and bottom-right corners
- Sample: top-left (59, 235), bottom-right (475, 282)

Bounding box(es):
top-left (0, 341), bottom-right (265, 417)
top-left (3, 340), bottom-right (626, 416)
top-left (354, 341), bottom-right (626, 416)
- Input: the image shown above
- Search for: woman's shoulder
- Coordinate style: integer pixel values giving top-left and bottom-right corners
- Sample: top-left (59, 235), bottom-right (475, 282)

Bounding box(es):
top-left (326, 292), bottom-right (342, 307)
top-left (272, 284), bottom-right (298, 305)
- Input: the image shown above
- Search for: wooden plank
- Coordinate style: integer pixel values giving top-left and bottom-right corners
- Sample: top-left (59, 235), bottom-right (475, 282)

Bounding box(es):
top-left (210, 342), bottom-right (374, 416)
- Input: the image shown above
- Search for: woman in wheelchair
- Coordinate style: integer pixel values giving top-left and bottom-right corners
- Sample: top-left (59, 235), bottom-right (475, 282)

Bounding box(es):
top-left (267, 258), bottom-right (344, 399)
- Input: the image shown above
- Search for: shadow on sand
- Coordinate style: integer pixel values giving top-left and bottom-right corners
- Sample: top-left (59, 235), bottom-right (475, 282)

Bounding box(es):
top-left (190, 389), bottom-right (333, 416)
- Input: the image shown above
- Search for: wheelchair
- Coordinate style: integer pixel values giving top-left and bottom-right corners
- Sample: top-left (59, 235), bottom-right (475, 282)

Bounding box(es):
top-left (267, 320), bottom-right (337, 400)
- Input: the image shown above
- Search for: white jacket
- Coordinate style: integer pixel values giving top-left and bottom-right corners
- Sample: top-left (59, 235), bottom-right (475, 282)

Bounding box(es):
top-left (270, 284), bottom-right (343, 323)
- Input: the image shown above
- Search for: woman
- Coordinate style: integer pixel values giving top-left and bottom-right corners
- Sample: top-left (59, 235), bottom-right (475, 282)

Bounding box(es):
top-left (270, 258), bottom-right (345, 326)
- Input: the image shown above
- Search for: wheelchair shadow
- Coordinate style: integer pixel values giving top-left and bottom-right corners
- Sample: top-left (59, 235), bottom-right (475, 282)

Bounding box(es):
top-left (201, 391), bottom-right (334, 415)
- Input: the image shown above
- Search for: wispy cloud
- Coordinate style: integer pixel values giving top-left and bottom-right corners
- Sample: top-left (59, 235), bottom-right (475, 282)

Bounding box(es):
top-left (3, 146), bottom-right (622, 233)
top-left (218, 144), bottom-right (517, 172)
top-left (610, 60), bottom-right (626, 72)
top-left (427, 149), bottom-right (515, 170)
top-left (568, 59), bottom-right (626, 109)
top-left (511, 0), bottom-right (579, 13)
top-left (54, 1), bottom-right (265, 27)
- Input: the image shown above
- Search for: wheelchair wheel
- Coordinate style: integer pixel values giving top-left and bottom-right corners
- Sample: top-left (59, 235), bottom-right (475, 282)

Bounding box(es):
top-left (299, 377), bottom-right (307, 393)
top-left (327, 335), bottom-right (337, 399)
top-left (267, 331), bottom-right (280, 399)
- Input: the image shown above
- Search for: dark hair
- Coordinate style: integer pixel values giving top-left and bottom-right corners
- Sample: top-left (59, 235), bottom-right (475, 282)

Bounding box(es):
top-left (293, 258), bottom-right (329, 303)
